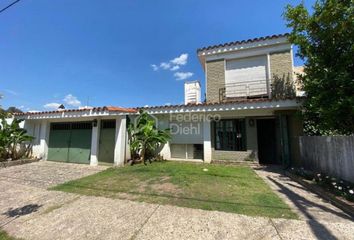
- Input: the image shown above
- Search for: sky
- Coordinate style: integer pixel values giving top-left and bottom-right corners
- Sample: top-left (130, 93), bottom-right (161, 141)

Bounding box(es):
top-left (0, 0), bottom-right (316, 112)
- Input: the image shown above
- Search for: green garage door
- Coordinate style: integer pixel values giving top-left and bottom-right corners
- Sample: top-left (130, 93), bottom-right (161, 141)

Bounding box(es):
top-left (48, 122), bottom-right (92, 164)
top-left (98, 120), bottom-right (116, 163)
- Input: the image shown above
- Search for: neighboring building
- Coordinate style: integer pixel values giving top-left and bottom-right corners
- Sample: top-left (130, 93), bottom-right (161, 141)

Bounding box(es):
top-left (15, 33), bottom-right (303, 167)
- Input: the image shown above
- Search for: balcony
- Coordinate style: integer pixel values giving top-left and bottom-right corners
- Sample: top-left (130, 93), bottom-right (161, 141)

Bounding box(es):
top-left (219, 79), bottom-right (269, 102)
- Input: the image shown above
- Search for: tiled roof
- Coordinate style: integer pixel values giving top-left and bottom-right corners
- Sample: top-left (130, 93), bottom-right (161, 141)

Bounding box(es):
top-left (14, 106), bottom-right (137, 116)
top-left (197, 33), bottom-right (289, 52)
top-left (137, 96), bottom-right (302, 110)
top-left (14, 97), bottom-right (302, 116)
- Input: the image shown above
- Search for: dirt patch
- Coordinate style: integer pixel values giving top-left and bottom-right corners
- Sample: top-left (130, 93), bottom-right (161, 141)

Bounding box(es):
top-left (150, 182), bottom-right (181, 195)
top-left (133, 176), bottom-right (182, 195)
top-left (149, 177), bottom-right (182, 195)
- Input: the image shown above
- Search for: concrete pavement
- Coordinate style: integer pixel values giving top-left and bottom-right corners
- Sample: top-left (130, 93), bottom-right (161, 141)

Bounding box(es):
top-left (0, 161), bottom-right (353, 240)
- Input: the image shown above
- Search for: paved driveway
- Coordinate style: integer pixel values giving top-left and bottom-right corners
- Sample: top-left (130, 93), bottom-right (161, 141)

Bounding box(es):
top-left (0, 161), bottom-right (353, 240)
top-left (0, 161), bottom-right (108, 188)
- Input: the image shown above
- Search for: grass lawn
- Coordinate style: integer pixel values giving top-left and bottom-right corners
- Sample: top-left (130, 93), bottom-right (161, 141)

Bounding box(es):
top-left (51, 161), bottom-right (297, 219)
top-left (0, 230), bottom-right (20, 240)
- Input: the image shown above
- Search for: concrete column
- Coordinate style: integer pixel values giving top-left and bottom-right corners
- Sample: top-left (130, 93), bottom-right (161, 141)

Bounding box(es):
top-left (39, 120), bottom-right (50, 160)
top-left (125, 128), bottom-right (131, 161)
top-left (203, 121), bottom-right (212, 163)
top-left (114, 116), bottom-right (127, 166)
top-left (90, 119), bottom-right (100, 166)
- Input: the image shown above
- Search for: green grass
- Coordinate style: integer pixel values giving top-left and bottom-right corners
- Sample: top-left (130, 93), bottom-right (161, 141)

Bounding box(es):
top-left (51, 161), bottom-right (297, 219)
top-left (0, 230), bottom-right (21, 240)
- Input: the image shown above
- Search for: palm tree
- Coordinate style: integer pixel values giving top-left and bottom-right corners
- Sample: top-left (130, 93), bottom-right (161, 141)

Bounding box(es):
top-left (128, 111), bottom-right (170, 165)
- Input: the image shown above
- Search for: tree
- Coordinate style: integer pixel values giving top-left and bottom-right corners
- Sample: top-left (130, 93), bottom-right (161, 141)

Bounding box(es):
top-left (128, 111), bottom-right (170, 165)
top-left (6, 107), bottom-right (23, 114)
top-left (284, 0), bottom-right (354, 135)
top-left (0, 117), bottom-right (34, 160)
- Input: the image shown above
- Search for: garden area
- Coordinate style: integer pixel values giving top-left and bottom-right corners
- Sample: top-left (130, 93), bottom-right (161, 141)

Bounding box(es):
top-left (0, 116), bottom-right (34, 164)
top-left (52, 161), bottom-right (297, 219)
top-left (0, 118), bottom-right (33, 160)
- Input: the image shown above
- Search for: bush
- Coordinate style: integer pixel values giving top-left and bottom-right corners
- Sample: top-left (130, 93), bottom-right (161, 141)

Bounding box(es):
top-left (290, 167), bottom-right (354, 202)
top-left (0, 116), bottom-right (34, 161)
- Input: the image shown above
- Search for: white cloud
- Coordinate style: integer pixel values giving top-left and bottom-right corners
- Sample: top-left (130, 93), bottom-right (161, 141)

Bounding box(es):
top-left (160, 62), bottom-right (171, 70)
top-left (170, 65), bottom-right (180, 71)
top-left (151, 64), bottom-right (159, 71)
top-left (151, 53), bottom-right (189, 72)
top-left (171, 53), bottom-right (188, 66)
top-left (174, 72), bottom-right (194, 81)
top-left (43, 102), bottom-right (61, 110)
top-left (63, 94), bottom-right (81, 107)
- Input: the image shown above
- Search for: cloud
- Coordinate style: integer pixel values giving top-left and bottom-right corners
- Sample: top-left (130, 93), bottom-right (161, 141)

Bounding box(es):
top-left (160, 62), bottom-right (171, 70)
top-left (170, 65), bottom-right (180, 71)
top-left (174, 72), bottom-right (194, 81)
top-left (171, 53), bottom-right (188, 66)
top-left (43, 102), bottom-right (61, 110)
top-left (63, 94), bottom-right (81, 107)
top-left (151, 53), bottom-right (189, 72)
top-left (151, 64), bottom-right (158, 71)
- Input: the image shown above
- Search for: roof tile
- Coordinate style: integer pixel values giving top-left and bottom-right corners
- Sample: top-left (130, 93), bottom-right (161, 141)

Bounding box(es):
top-left (197, 33), bottom-right (289, 52)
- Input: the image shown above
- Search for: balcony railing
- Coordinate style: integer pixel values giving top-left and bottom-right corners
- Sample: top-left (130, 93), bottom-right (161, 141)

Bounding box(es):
top-left (219, 79), bottom-right (269, 102)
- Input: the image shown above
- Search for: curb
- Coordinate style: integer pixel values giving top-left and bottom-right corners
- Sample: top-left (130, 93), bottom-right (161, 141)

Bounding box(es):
top-left (285, 171), bottom-right (354, 218)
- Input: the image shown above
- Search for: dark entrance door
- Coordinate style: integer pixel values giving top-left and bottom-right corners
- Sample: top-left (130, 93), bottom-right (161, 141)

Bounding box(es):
top-left (257, 119), bottom-right (277, 164)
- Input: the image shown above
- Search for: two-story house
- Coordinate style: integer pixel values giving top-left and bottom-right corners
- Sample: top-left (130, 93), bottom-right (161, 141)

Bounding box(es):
top-left (145, 33), bottom-right (303, 166)
top-left (16, 33), bottom-right (303, 167)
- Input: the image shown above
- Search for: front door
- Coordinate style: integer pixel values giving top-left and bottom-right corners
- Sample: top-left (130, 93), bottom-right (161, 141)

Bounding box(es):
top-left (98, 120), bottom-right (116, 163)
top-left (257, 119), bottom-right (277, 164)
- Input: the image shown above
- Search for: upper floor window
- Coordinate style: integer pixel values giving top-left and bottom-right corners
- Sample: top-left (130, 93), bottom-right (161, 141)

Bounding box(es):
top-left (225, 55), bottom-right (268, 98)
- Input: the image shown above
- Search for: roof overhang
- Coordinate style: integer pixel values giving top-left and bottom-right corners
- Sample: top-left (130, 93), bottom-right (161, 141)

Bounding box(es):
top-left (15, 106), bottom-right (137, 120)
top-left (197, 34), bottom-right (291, 71)
top-left (140, 98), bottom-right (303, 115)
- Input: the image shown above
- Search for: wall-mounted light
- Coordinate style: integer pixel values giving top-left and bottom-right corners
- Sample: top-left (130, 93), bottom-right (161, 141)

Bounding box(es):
top-left (92, 119), bottom-right (98, 127)
top-left (249, 118), bottom-right (255, 127)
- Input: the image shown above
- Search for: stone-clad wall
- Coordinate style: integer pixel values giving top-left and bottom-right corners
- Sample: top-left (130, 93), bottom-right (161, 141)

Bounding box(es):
top-left (269, 51), bottom-right (293, 81)
top-left (206, 59), bottom-right (225, 103)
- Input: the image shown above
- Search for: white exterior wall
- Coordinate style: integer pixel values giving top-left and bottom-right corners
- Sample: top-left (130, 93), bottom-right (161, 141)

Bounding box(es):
top-left (114, 116), bottom-right (127, 166)
top-left (90, 119), bottom-right (101, 166)
top-left (203, 120), bottom-right (212, 163)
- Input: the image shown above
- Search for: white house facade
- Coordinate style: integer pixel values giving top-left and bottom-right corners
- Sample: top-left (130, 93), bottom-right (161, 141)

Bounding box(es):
top-left (15, 33), bottom-right (304, 167)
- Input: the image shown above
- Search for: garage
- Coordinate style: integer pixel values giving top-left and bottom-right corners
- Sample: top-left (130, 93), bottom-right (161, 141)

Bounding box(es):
top-left (98, 120), bottom-right (116, 163)
top-left (47, 122), bottom-right (92, 164)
